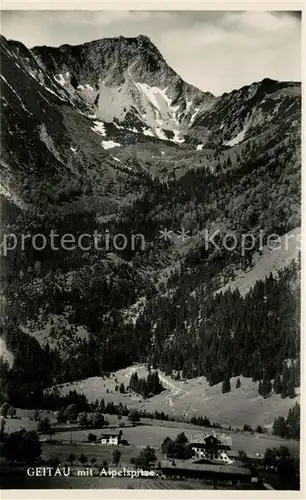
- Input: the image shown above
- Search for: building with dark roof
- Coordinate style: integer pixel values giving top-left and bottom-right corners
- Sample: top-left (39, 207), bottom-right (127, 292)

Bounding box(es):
top-left (100, 429), bottom-right (122, 446)
top-left (190, 433), bottom-right (233, 464)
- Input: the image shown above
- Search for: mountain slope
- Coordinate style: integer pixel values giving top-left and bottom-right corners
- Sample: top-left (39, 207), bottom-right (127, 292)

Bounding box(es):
top-left (0, 33), bottom-right (301, 417)
top-left (0, 34), bottom-right (301, 211)
top-left (215, 227), bottom-right (300, 297)
top-left (190, 78), bottom-right (301, 150)
top-left (0, 35), bottom-right (153, 213)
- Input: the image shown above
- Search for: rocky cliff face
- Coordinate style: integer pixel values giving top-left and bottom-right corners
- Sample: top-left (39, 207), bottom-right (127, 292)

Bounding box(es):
top-left (30, 35), bottom-right (214, 133)
top-left (0, 35), bottom-right (152, 212)
top-left (2, 32), bottom-right (301, 158)
top-left (0, 33), bottom-right (301, 211)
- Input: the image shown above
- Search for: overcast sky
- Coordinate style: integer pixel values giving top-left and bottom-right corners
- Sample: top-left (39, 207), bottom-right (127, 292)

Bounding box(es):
top-left (0, 10), bottom-right (301, 95)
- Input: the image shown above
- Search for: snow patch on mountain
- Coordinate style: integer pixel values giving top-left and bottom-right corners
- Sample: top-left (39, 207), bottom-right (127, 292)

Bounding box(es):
top-left (44, 84), bottom-right (65, 101)
top-left (101, 140), bottom-right (121, 150)
top-left (0, 74), bottom-right (31, 115)
top-left (54, 73), bottom-right (66, 86)
top-left (155, 127), bottom-right (168, 140)
top-left (135, 82), bottom-right (165, 111)
top-left (29, 71), bottom-right (39, 82)
top-left (114, 122), bottom-right (124, 130)
top-left (91, 120), bottom-right (106, 137)
top-left (95, 77), bottom-right (186, 133)
top-left (135, 82), bottom-right (180, 129)
top-left (96, 79), bottom-right (135, 122)
top-left (142, 127), bottom-right (155, 137)
top-left (185, 100), bottom-right (193, 114)
top-left (127, 126), bottom-right (139, 134)
top-left (170, 130), bottom-right (185, 144)
top-left (76, 82), bottom-right (98, 105)
top-left (190, 107), bottom-right (200, 125)
top-left (196, 144), bottom-right (203, 151)
top-left (224, 123), bottom-right (248, 147)
top-left (0, 338), bottom-right (14, 368)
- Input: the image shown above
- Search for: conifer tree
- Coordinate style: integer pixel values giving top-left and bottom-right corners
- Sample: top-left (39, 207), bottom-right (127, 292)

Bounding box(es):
top-left (273, 373), bottom-right (282, 394)
top-left (222, 376), bottom-right (231, 394)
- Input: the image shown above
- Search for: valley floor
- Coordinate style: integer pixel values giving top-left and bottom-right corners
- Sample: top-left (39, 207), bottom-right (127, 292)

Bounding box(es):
top-left (2, 410), bottom-right (299, 490)
top-left (5, 412), bottom-right (300, 458)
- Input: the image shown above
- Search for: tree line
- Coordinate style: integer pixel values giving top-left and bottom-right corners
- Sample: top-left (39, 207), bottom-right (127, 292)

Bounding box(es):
top-left (128, 370), bottom-right (164, 398)
top-left (272, 403), bottom-right (300, 440)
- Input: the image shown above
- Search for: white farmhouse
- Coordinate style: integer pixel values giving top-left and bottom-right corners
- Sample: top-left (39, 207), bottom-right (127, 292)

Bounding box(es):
top-left (100, 430), bottom-right (122, 446)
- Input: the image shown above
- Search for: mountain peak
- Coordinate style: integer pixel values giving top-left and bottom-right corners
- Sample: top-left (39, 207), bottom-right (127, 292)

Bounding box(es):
top-left (27, 33), bottom-right (214, 131)
top-left (136, 34), bottom-right (152, 43)
top-left (116, 34), bottom-right (153, 45)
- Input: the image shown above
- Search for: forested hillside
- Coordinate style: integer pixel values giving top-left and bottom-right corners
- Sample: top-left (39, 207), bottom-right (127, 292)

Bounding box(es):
top-left (0, 33), bottom-right (301, 419)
